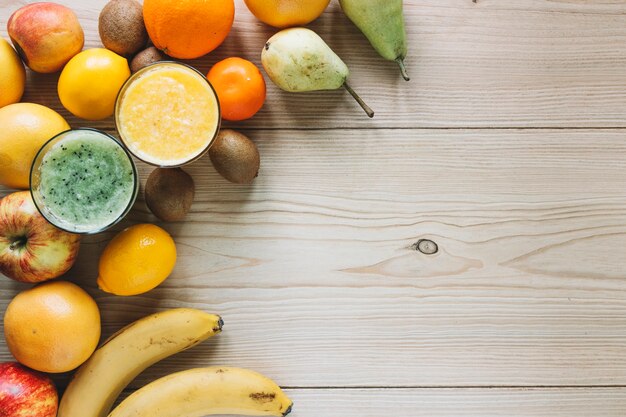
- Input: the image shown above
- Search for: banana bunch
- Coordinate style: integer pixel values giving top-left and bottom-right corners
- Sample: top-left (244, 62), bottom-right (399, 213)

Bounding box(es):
top-left (57, 308), bottom-right (293, 417)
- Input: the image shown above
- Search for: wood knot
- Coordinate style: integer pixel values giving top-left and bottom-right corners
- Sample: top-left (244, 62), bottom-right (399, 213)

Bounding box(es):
top-left (413, 239), bottom-right (438, 255)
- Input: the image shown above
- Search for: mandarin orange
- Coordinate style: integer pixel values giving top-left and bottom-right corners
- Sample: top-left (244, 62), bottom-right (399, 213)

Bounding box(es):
top-left (207, 57), bottom-right (266, 121)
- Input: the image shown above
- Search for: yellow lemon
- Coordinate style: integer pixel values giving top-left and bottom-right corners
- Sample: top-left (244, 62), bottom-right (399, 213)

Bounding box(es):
top-left (58, 48), bottom-right (130, 120)
top-left (0, 103), bottom-right (70, 189)
top-left (0, 38), bottom-right (26, 108)
top-left (97, 224), bottom-right (177, 296)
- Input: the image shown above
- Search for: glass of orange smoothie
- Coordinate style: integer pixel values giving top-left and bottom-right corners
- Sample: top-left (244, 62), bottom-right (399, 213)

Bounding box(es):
top-left (115, 62), bottom-right (221, 167)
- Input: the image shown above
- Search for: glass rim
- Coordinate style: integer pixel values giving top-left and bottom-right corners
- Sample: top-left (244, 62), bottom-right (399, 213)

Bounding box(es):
top-left (114, 60), bottom-right (222, 168)
top-left (29, 127), bottom-right (139, 235)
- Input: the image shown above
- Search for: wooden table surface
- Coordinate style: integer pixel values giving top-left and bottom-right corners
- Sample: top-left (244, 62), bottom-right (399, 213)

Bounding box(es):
top-left (2, 1), bottom-right (626, 415)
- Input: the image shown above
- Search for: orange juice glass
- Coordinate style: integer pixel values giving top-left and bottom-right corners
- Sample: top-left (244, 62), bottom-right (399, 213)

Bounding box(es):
top-left (115, 62), bottom-right (220, 167)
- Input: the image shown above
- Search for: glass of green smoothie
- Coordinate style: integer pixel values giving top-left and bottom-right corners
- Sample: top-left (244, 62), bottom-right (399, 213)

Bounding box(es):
top-left (30, 128), bottom-right (138, 234)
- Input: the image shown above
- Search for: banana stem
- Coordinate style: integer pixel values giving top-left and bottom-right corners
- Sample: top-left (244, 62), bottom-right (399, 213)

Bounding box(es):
top-left (396, 58), bottom-right (410, 81)
top-left (343, 83), bottom-right (374, 118)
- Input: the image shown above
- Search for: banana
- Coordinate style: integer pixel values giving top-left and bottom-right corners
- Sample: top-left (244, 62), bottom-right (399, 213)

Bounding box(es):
top-left (58, 308), bottom-right (223, 417)
top-left (108, 366), bottom-right (293, 417)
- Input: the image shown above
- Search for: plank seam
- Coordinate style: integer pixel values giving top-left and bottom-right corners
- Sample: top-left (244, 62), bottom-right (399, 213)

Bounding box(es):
top-left (224, 127), bottom-right (626, 131)
top-left (99, 127), bottom-right (626, 133)
top-left (279, 386), bottom-right (626, 389)
top-left (121, 385), bottom-right (626, 391)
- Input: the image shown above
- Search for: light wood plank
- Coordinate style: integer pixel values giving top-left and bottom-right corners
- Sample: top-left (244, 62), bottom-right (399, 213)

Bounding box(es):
top-left (2, 129), bottom-right (626, 388)
top-left (111, 388), bottom-right (626, 417)
top-left (285, 388), bottom-right (626, 417)
top-left (108, 388), bottom-right (626, 417)
top-left (3, 1), bottom-right (626, 128)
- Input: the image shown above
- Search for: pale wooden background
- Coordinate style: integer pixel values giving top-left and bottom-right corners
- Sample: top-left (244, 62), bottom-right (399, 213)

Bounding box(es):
top-left (2, 0), bottom-right (626, 415)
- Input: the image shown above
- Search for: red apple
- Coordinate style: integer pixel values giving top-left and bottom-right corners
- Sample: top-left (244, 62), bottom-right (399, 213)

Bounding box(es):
top-left (7, 2), bottom-right (84, 73)
top-left (0, 191), bottom-right (80, 283)
top-left (0, 362), bottom-right (57, 417)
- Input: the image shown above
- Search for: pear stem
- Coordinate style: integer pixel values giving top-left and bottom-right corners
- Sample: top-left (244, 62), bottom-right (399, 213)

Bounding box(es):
top-left (343, 83), bottom-right (374, 118)
top-left (396, 58), bottom-right (410, 81)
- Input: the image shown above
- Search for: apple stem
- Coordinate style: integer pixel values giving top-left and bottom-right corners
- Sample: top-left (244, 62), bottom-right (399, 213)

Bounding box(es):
top-left (343, 83), bottom-right (375, 118)
top-left (9, 237), bottom-right (26, 251)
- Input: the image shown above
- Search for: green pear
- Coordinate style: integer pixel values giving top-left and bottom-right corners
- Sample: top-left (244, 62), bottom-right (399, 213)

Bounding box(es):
top-left (340, 0), bottom-right (409, 81)
top-left (262, 27), bottom-right (374, 118)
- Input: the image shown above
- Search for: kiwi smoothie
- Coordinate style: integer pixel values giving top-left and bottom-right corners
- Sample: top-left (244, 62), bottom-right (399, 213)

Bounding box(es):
top-left (31, 129), bottom-right (138, 234)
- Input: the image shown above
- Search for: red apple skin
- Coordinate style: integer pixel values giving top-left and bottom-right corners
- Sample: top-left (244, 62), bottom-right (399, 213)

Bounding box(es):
top-left (0, 191), bottom-right (81, 283)
top-left (0, 362), bottom-right (58, 417)
top-left (7, 2), bottom-right (84, 73)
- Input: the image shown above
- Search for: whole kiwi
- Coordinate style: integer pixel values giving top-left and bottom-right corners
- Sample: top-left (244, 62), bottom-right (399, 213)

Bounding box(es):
top-left (99, 0), bottom-right (148, 57)
top-left (209, 129), bottom-right (260, 184)
top-left (145, 168), bottom-right (195, 222)
top-left (130, 46), bottom-right (165, 73)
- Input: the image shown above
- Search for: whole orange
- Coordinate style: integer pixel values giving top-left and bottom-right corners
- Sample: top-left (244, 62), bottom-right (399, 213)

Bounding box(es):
top-left (207, 57), bottom-right (266, 121)
top-left (3, 281), bottom-right (101, 373)
top-left (244, 0), bottom-right (330, 28)
top-left (143, 0), bottom-right (235, 59)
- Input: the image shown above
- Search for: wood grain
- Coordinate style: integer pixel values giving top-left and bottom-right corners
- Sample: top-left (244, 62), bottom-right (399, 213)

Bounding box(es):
top-left (284, 388), bottom-right (626, 417)
top-left (110, 388), bottom-right (626, 417)
top-left (4, 1), bottom-right (626, 128)
top-left (2, 0), bottom-right (626, 413)
top-left (2, 129), bottom-right (625, 389)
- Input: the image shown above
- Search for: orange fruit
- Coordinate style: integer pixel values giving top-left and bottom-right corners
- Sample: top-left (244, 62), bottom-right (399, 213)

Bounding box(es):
top-left (207, 57), bottom-right (266, 121)
top-left (97, 224), bottom-right (177, 296)
top-left (0, 38), bottom-right (26, 108)
top-left (143, 0), bottom-right (235, 59)
top-left (244, 0), bottom-right (330, 28)
top-left (3, 281), bottom-right (101, 373)
top-left (58, 48), bottom-right (130, 120)
top-left (0, 103), bottom-right (70, 189)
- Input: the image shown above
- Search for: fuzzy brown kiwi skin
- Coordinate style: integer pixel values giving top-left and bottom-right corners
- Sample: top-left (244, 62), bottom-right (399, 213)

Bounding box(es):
top-left (145, 168), bottom-right (195, 222)
top-left (130, 46), bottom-right (165, 73)
top-left (99, 0), bottom-right (148, 57)
top-left (209, 129), bottom-right (260, 184)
